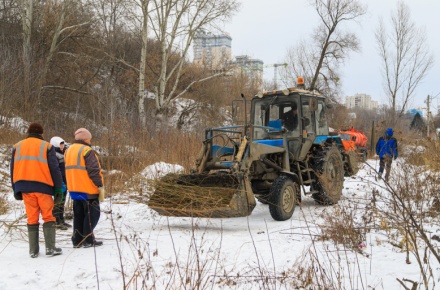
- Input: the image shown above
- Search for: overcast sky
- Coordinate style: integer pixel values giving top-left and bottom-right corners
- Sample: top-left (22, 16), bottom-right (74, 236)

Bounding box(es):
top-left (222, 0), bottom-right (440, 110)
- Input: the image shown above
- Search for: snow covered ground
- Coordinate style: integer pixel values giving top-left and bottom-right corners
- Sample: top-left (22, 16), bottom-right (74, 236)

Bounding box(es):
top-left (0, 146), bottom-right (438, 289)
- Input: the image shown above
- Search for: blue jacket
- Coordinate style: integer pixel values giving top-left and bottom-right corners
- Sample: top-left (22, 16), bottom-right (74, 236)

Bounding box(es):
top-left (376, 128), bottom-right (398, 159)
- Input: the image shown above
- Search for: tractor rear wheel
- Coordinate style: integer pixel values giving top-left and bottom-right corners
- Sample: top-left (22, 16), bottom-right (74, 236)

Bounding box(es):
top-left (361, 150), bottom-right (367, 162)
top-left (269, 176), bottom-right (298, 221)
top-left (344, 151), bottom-right (359, 176)
top-left (312, 146), bottom-right (344, 205)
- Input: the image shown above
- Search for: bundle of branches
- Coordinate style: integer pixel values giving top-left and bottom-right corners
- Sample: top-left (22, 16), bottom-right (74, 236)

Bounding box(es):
top-left (148, 173), bottom-right (240, 210)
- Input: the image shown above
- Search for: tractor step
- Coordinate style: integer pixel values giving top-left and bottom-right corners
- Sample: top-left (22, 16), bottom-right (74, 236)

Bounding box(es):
top-left (302, 179), bottom-right (316, 184)
top-left (305, 190), bottom-right (319, 195)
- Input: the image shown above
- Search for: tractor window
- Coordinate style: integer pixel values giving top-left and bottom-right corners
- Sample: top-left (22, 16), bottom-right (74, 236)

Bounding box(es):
top-left (280, 103), bottom-right (299, 132)
top-left (316, 100), bottom-right (329, 136)
top-left (301, 100), bottom-right (314, 135)
top-left (252, 97), bottom-right (300, 139)
top-left (253, 102), bottom-right (265, 127)
top-left (252, 102), bottom-right (267, 139)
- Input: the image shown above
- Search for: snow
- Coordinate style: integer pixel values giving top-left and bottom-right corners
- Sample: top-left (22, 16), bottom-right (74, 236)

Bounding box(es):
top-left (0, 149), bottom-right (438, 289)
top-left (0, 116), bottom-right (29, 135)
top-left (140, 162), bottom-right (184, 179)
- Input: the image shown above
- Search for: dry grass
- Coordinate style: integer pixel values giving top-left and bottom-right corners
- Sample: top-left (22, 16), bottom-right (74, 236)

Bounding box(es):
top-left (319, 207), bottom-right (365, 252)
top-left (417, 140), bottom-right (440, 171)
top-left (399, 131), bottom-right (440, 169)
top-left (97, 128), bottom-right (203, 192)
top-left (0, 127), bottom-right (22, 145)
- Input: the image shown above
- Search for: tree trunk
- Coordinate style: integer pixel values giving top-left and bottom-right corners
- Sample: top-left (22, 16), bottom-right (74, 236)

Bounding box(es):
top-left (138, 1), bottom-right (149, 128)
top-left (21, 0), bottom-right (33, 113)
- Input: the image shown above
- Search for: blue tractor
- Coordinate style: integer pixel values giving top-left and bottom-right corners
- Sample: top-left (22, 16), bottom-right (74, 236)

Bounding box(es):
top-left (149, 83), bottom-right (345, 221)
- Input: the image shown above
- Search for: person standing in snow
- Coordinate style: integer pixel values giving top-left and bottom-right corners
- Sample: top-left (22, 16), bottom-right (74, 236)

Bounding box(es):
top-left (65, 128), bottom-right (105, 248)
top-left (10, 122), bottom-right (63, 258)
top-left (50, 136), bottom-right (72, 230)
top-left (375, 127), bottom-right (398, 181)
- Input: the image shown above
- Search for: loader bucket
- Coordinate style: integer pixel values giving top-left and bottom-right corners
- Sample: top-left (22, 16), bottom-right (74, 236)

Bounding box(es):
top-left (148, 173), bottom-right (255, 218)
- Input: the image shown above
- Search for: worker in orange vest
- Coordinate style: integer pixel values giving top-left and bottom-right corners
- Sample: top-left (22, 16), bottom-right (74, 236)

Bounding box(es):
top-left (65, 128), bottom-right (105, 248)
top-left (10, 122), bottom-right (63, 258)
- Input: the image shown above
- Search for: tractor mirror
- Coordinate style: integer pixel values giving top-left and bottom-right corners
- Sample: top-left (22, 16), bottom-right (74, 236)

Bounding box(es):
top-left (309, 97), bottom-right (318, 111)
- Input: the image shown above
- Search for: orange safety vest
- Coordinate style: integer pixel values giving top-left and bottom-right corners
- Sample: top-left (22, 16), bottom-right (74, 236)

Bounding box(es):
top-left (65, 143), bottom-right (103, 194)
top-left (13, 138), bottom-right (54, 186)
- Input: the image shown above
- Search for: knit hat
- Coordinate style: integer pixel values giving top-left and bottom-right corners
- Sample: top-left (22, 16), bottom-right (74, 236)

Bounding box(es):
top-left (74, 128), bottom-right (92, 140)
top-left (50, 136), bottom-right (65, 148)
top-left (27, 122), bottom-right (44, 135)
top-left (385, 127), bottom-right (393, 137)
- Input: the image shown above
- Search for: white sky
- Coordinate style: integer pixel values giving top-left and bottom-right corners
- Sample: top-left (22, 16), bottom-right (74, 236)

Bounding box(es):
top-left (223, 0), bottom-right (440, 110)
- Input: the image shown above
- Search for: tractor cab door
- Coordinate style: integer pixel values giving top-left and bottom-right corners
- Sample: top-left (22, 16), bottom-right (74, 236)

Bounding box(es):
top-left (300, 98), bottom-right (315, 136)
top-left (296, 96), bottom-right (317, 161)
top-left (316, 99), bottom-right (330, 136)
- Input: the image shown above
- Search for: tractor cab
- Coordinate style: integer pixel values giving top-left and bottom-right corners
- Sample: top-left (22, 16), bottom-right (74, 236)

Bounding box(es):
top-left (250, 89), bottom-right (330, 161)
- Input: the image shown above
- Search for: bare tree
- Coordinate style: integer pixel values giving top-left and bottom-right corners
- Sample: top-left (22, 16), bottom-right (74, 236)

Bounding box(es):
top-left (20, 0), bottom-right (33, 111)
top-left (147, 0), bottom-right (239, 127)
top-left (376, 1), bottom-right (434, 120)
top-left (283, 0), bottom-right (366, 101)
top-left (137, 0), bottom-right (150, 127)
top-left (39, 0), bottom-right (92, 98)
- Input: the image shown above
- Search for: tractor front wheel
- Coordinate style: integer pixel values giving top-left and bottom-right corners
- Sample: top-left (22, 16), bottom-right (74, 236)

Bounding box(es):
top-left (344, 151), bottom-right (359, 176)
top-left (269, 176), bottom-right (298, 221)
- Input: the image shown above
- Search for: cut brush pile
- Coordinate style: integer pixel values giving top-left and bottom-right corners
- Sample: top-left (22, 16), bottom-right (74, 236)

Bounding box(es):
top-left (147, 173), bottom-right (246, 218)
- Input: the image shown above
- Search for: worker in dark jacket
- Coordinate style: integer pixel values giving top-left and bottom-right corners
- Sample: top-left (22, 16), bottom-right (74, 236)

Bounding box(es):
top-left (65, 128), bottom-right (105, 248)
top-left (281, 102), bottom-right (299, 131)
top-left (375, 127), bottom-right (398, 181)
top-left (10, 122), bottom-right (63, 258)
top-left (50, 136), bottom-right (72, 230)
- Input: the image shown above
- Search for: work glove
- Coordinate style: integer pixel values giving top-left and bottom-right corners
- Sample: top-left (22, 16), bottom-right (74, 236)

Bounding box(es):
top-left (54, 188), bottom-right (64, 203)
top-left (98, 186), bottom-right (105, 201)
top-left (61, 182), bottom-right (67, 193)
top-left (13, 190), bottom-right (23, 201)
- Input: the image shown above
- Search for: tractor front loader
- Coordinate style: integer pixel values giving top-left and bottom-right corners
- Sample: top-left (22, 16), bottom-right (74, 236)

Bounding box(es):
top-left (149, 80), bottom-right (345, 221)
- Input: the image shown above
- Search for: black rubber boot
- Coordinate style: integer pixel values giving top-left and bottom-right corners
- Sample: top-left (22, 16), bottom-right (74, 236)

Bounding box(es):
top-left (43, 222), bottom-right (62, 256)
top-left (27, 224), bottom-right (39, 258)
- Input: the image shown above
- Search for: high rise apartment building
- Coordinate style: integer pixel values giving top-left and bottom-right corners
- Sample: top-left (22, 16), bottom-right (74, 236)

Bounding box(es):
top-left (193, 31), bottom-right (263, 88)
top-left (345, 93), bottom-right (378, 110)
top-left (193, 30), bottom-right (232, 69)
top-left (232, 55), bottom-right (264, 80)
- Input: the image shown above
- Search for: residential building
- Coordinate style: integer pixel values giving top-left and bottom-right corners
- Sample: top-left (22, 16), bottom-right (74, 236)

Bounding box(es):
top-left (232, 55), bottom-right (264, 79)
top-left (345, 93), bottom-right (378, 110)
top-left (193, 30), bottom-right (232, 70)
